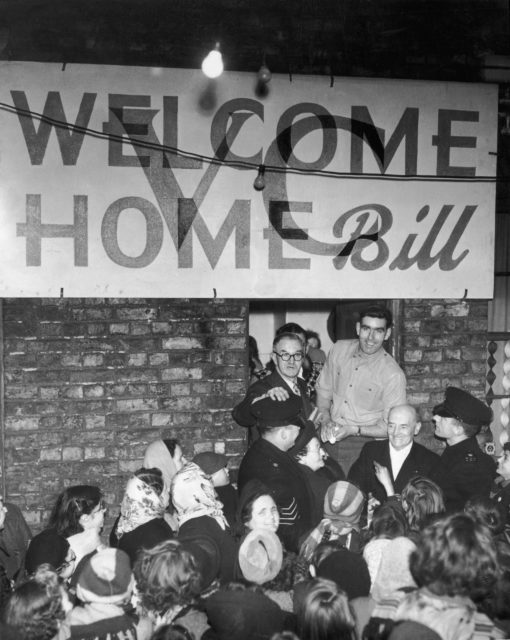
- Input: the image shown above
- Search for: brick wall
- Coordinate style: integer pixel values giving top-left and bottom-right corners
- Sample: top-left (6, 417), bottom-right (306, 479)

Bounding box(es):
top-left (0, 297), bottom-right (490, 533)
top-left (1, 298), bottom-right (249, 532)
top-left (399, 299), bottom-right (489, 452)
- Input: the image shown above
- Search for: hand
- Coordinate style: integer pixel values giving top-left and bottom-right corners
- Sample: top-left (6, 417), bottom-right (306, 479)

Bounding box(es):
top-left (373, 461), bottom-right (395, 496)
top-left (320, 421), bottom-right (351, 444)
top-left (252, 386), bottom-right (290, 404)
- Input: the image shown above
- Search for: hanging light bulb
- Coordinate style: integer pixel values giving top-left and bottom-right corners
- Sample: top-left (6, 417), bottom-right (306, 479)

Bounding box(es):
top-left (257, 62), bottom-right (272, 85)
top-left (253, 165), bottom-right (266, 191)
top-left (201, 42), bottom-right (224, 79)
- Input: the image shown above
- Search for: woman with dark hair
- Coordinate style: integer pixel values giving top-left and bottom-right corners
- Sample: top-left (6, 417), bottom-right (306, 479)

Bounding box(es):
top-left (237, 478), bottom-right (280, 536)
top-left (25, 529), bottom-right (76, 581)
top-left (48, 485), bottom-right (106, 567)
top-left (389, 513), bottom-right (502, 639)
top-left (296, 577), bottom-right (356, 640)
top-left (110, 467), bottom-right (174, 566)
top-left (400, 476), bottom-right (445, 539)
top-left (133, 539), bottom-right (206, 639)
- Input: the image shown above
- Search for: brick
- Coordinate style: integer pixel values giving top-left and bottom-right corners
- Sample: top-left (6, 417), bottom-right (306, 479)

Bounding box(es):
top-left (83, 384), bottom-right (105, 398)
top-left (404, 350), bottom-right (422, 362)
top-left (62, 447), bottom-right (83, 461)
top-left (461, 346), bottom-right (486, 361)
top-left (421, 350), bottom-right (442, 363)
top-left (110, 323), bottom-right (130, 334)
top-left (152, 413), bottom-right (173, 427)
top-left (84, 447), bottom-right (105, 459)
top-left (116, 398), bottom-right (158, 411)
top-left (127, 353), bottom-right (147, 366)
top-left (5, 417), bottom-right (39, 431)
top-left (83, 354), bottom-right (104, 367)
top-left (40, 448), bottom-right (62, 461)
top-left (61, 354), bottom-right (81, 367)
top-left (40, 386), bottom-right (60, 400)
top-left (161, 367), bottom-right (202, 381)
top-left (162, 337), bottom-right (204, 350)
top-left (149, 353), bottom-right (169, 366)
top-left (85, 415), bottom-right (106, 429)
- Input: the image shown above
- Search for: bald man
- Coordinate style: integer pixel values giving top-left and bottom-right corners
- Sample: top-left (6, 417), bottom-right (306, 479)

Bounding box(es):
top-left (348, 404), bottom-right (439, 503)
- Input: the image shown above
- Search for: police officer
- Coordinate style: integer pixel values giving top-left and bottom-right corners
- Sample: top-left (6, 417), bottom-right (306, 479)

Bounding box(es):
top-left (430, 386), bottom-right (496, 512)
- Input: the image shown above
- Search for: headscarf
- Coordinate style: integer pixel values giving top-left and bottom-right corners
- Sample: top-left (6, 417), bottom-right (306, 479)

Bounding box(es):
top-left (115, 475), bottom-right (169, 538)
top-left (171, 462), bottom-right (228, 530)
top-left (143, 439), bottom-right (179, 490)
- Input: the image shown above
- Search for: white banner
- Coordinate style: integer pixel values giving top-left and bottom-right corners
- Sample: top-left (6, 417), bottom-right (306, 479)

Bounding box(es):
top-left (0, 61), bottom-right (498, 298)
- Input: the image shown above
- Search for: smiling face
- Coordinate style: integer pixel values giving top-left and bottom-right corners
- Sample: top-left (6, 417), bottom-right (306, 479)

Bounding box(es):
top-left (298, 437), bottom-right (325, 471)
top-left (388, 405), bottom-right (421, 451)
top-left (247, 494), bottom-right (280, 533)
top-left (356, 316), bottom-right (391, 355)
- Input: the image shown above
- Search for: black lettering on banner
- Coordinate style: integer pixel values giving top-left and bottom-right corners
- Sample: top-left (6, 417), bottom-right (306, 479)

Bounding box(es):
top-left (11, 91), bottom-right (96, 165)
top-left (17, 194), bottom-right (88, 266)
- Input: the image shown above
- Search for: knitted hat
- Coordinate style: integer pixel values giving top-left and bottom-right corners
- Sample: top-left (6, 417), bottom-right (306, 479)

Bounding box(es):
top-left (324, 481), bottom-right (365, 525)
top-left (250, 394), bottom-right (306, 428)
top-left (76, 548), bottom-right (133, 604)
top-left (238, 529), bottom-right (283, 585)
top-left (433, 386), bottom-right (492, 427)
top-left (193, 452), bottom-right (228, 476)
top-left (25, 528), bottom-right (70, 575)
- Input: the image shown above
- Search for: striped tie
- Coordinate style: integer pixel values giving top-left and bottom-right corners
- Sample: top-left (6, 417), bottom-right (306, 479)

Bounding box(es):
top-left (293, 382), bottom-right (301, 396)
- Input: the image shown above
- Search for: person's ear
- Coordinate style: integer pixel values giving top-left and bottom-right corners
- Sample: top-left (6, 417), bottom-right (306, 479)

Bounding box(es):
top-left (271, 351), bottom-right (277, 366)
top-left (355, 322), bottom-right (361, 337)
top-left (309, 564), bottom-right (316, 577)
top-left (78, 512), bottom-right (89, 528)
top-left (414, 421), bottom-right (422, 436)
top-left (384, 326), bottom-right (392, 341)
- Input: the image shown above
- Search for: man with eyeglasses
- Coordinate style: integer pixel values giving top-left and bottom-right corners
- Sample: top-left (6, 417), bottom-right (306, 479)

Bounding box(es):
top-left (315, 305), bottom-right (406, 473)
top-left (232, 332), bottom-right (313, 430)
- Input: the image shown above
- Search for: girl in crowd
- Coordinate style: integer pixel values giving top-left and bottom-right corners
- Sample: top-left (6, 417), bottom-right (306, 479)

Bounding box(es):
top-left (110, 467), bottom-right (174, 566)
top-left (400, 476), bottom-right (445, 541)
top-left (47, 485), bottom-right (106, 567)
top-left (362, 501), bottom-right (408, 584)
top-left (391, 513), bottom-right (502, 639)
top-left (2, 566), bottom-right (70, 640)
top-left (172, 461), bottom-right (238, 584)
top-left (133, 539), bottom-right (206, 639)
top-left (296, 577), bottom-right (357, 640)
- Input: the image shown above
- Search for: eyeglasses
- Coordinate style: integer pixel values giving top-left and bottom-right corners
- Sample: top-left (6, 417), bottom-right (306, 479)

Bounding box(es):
top-left (58, 550), bottom-right (77, 573)
top-left (273, 351), bottom-right (303, 362)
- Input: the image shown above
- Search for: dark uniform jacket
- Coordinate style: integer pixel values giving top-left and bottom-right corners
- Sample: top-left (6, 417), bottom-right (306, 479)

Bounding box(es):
top-left (430, 436), bottom-right (497, 512)
top-left (491, 477), bottom-right (510, 528)
top-left (232, 370), bottom-right (313, 428)
top-left (237, 438), bottom-right (314, 552)
top-left (348, 440), bottom-right (439, 504)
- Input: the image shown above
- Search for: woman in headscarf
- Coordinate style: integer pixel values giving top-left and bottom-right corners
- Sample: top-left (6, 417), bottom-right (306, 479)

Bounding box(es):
top-left (172, 462), bottom-right (237, 584)
top-left (143, 438), bottom-right (188, 532)
top-left (110, 467), bottom-right (174, 566)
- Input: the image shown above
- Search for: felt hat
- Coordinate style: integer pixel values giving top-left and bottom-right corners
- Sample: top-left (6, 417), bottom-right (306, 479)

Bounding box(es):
top-left (25, 528), bottom-right (70, 575)
top-left (179, 535), bottom-right (221, 590)
top-left (288, 420), bottom-right (319, 456)
top-left (316, 548), bottom-right (371, 599)
top-left (205, 588), bottom-right (286, 640)
top-left (238, 529), bottom-right (283, 585)
top-left (193, 451), bottom-right (228, 476)
top-left (324, 481), bottom-right (365, 525)
top-left (433, 386), bottom-right (492, 426)
top-left (76, 548), bottom-right (133, 604)
top-left (249, 394), bottom-right (306, 428)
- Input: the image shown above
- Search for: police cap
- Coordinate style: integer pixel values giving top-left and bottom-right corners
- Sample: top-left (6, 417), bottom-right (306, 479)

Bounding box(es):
top-left (433, 386), bottom-right (492, 427)
top-left (250, 393), bottom-right (306, 428)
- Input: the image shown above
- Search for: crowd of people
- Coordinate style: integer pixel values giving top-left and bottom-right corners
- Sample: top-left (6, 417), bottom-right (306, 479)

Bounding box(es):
top-left (1, 304), bottom-right (509, 640)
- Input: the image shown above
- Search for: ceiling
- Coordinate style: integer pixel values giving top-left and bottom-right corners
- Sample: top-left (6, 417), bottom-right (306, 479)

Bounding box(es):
top-left (0, 0), bottom-right (509, 81)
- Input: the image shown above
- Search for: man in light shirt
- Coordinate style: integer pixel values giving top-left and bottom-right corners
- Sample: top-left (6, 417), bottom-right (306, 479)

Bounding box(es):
top-left (316, 304), bottom-right (406, 472)
top-left (347, 404), bottom-right (439, 504)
